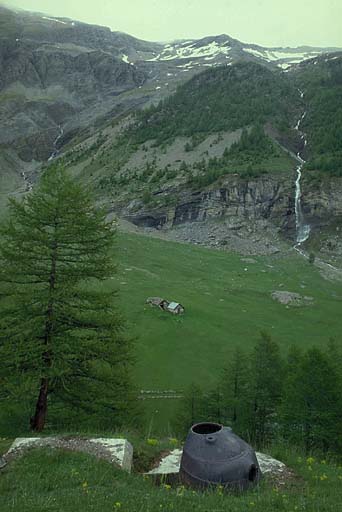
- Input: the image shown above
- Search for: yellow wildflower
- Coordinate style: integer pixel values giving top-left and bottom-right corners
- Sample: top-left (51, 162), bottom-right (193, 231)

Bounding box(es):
top-left (217, 484), bottom-right (224, 496)
top-left (147, 438), bottom-right (159, 446)
top-left (306, 457), bottom-right (315, 465)
top-left (114, 503), bottom-right (122, 509)
top-left (163, 484), bottom-right (171, 491)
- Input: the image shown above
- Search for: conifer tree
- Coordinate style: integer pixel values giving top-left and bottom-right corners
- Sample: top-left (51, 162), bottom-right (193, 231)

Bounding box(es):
top-left (281, 347), bottom-right (341, 452)
top-left (0, 167), bottom-right (133, 432)
top-left (174, 383), bottom-right (205, 436)
top-left (280, 345), bottom-right (304, 444)
top-left (248, 332), bottom-right (283, 446)
top-left (220, 348), bottom-right (249, 433)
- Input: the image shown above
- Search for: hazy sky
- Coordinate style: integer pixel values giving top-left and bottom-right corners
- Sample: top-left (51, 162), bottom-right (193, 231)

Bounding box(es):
top-left (3, 0), bottom-right (342, 47)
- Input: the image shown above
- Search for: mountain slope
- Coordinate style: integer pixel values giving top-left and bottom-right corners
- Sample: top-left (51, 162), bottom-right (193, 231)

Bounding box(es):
top-left (1, 6), bottom-right (341, 164)
top-left (296, 54), bottom-right (342, 176)
top-left (1, 7), bottom-right (342, 258)
top-left (49, 56), bottom-right (342, 259)
top-left (131, 61), bottom-right (301, 144)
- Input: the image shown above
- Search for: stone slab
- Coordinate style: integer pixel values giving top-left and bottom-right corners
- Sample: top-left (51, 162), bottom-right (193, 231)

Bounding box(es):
top-left (147, 448), bottom-right (286, 477)
top-left (88, 438), bottom-right (133, 471)
top-left (5, 437), bottom-right (133, 472)
top-left (148, 448), bottom-right (183, 475)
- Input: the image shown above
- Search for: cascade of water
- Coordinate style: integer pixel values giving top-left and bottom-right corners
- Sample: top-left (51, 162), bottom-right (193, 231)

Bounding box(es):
top-left (48, 125), bottom-right (64, 161)
top-left (21, 170), bottom-right (33, 191)
top-left (294, 90), bottom-right (310, 244)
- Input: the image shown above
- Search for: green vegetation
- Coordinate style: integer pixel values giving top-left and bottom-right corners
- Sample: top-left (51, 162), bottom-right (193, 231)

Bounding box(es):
top-left (0, 448), bottom-right (342, 511)
top-left (131, 62), bottom-right (300, 146)
top-left (0, 169), bottom-right (134, 433)
top-left (298, 56), bottom-right (342, 176)
top-left (188, 125), bottom-right (295, 187)
top-left (177, 335), bottom-right (342, 454)
top-left (102, 232), bottom-right (341, 435)
top-left (0, 153), bottom-right (23, 216)
top-left (1, 227), bottom-right (341, 437)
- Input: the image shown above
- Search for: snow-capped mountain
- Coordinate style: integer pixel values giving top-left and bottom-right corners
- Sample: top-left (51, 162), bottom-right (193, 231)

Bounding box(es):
top-left (131, 34), bottom-right (341, 71)
top-left (1, 5), bottom-right (341, 170)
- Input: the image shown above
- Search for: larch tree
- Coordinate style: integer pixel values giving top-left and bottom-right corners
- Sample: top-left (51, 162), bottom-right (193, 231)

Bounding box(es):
top-left (248, 332), bottom-right (283, 446)
top-left (0, 167), bottom-right (133, 432)
top-left (220, 348), bottom-right (250, 434)
top-left (281, 348), bottom-right (341, 453)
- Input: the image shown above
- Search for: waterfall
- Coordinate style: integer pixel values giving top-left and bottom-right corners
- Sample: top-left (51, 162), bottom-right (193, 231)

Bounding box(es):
top-left (294, 90), bottom-right (310, 244)
top-left (48, 125), bottom-right (64, 161)
top-left (21, 170), bottom-right (33, 192)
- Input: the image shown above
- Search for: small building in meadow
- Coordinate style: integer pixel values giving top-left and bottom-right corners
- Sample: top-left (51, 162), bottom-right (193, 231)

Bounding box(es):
top-left (167, 302), bottom-right (185, 315)
top-left (146, 297), bottom-right (185, 315)
top-left (146, 297), bottom-right (169, 310)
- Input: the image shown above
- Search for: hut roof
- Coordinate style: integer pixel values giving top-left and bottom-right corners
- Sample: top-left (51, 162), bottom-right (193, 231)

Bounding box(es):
top-left (168, 302), bottom-right (183, 310)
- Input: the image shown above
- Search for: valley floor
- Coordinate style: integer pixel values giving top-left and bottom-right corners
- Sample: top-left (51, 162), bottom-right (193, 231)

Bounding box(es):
top-left (103, 231), bottom-right (342, 434)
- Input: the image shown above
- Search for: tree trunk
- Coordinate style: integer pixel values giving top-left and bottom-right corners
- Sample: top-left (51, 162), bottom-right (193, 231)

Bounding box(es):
top-left (30, 378), bottom-right (49, 432)
top-left (31, 237), bottom-right (57, 431)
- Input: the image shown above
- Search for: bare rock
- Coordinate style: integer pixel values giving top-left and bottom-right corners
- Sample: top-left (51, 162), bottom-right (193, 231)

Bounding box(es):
top-left (271, 290), bottom-right (314, 306)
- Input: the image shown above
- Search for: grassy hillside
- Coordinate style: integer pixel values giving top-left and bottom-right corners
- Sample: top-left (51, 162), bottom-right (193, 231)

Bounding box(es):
top-left (101, 232), bottom-right (342, 434)
top-left (0, 448), bottom-right (341, 511)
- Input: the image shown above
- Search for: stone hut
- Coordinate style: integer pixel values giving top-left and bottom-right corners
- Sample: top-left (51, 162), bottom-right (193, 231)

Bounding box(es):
top-left (167, 302), bottom-right (185, 315)
top-left (146, 297), bottom-right (169, 310)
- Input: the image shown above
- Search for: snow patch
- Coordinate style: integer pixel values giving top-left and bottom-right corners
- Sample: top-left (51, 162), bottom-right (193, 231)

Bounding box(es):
top-left (244, 47), bottom-right (322, 66)
top-left (146, 41), bottom-right (231, 62)
top-left (177, 61), bottom-right (195, 68)
top-left (42, 16), bottom-right (68, 25)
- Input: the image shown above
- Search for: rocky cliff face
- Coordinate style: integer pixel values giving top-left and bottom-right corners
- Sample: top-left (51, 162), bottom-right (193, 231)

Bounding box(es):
top-left (303, 176), bottom-right (342, 228)
top-left (120, 173), bottom-right (295, 253)
top-left (120, 171), bottom-right (342, 256)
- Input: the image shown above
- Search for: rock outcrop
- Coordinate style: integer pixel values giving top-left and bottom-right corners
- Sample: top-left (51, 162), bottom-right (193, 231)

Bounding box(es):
top-left (124, 172), bottom-right (295, 242)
